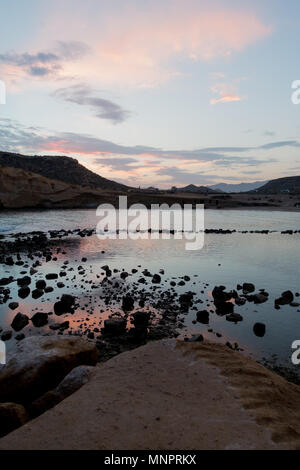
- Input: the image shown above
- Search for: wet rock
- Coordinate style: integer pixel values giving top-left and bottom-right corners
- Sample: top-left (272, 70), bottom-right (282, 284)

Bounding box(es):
top-left (46, 273), bottom-right (58, 280)
top-left (275, 290), bottom-right (294, 306)
top-left (17, 276), bottom-right (31, 287)
top-left (31, 312), bottom-right (48, 328)
top-left (103, 318), bottom-right (127, 336)
top-left (9, 302), bottom-right (19, 311)
top-left (0, 336), bottom-right (98, 404)
top-left (32, 289), bottom-right (44, 300)
top-left (122, 295), bottom-right (134, 312)
top-left (11, 313), bottom-right (29, 332)
top-left (1, 331), bottom-right (12, 341)
top-left (54, 294), bottom-right (76, 316)
top-left (152, 274), bottom-right (161, 284)
top-left (253, 293), bottom-right (269, 304)
top-left (226, 313), bottom-right (243, 323)
top-left (0, 277), bottom-right (14, 286)
top-left (197, 310), bottom-right (210, 324)
top-left (0, 403), bottom-right (28, 438)
top-left (36, 280), bottom-right (46, 290)
top-left (253, 323), bottom-right (266, 337)
top-left (133, 311), bottom-right (151, 327)
top-left (243, 283), bottom-right (255, 294)
top-left (50, 321), bottom-right (70, 331)
top-left (18, 287), bottom-right (30, 299)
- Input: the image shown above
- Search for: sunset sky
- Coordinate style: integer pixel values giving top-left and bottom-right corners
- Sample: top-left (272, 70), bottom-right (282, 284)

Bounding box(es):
top-left (1, 0), bottom-right (300, 188)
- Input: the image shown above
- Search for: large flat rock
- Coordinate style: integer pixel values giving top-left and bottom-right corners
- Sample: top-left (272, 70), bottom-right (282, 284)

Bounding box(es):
top-left (0, 340), bottom-right (299, 450)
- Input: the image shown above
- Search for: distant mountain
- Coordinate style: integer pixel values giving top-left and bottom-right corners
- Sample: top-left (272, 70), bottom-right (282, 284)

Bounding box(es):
top-left (210, 181), bottom-right (268, 193)
top-left (255, 176), bottom-right (300, 194)
top-left (174, 184), bottom-right (220, 194)
top-left (0, 151), bottom-right (129, 192)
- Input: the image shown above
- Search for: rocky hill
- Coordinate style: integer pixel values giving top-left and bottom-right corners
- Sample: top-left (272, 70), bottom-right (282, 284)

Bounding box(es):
top-left (0, 166), bottom-right (121, 209)
top-left (255, 176), bottom-right (300, 194)
top-left (0, 152), bottom-right (129, 192)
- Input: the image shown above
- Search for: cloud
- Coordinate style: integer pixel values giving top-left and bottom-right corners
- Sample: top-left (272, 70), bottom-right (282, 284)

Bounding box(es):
top-left (53, 84), bottom-right (130, 124)
top-left (0, 41), bottom-right (90, 79)
top-left (39, 1), bottom-right (272, 87)
top-left (210, 78), bottom-right (246, 105)
top-left (210, 94), bottom-right (241, 105)
top-left (0, 118), bottom-right (286, 166)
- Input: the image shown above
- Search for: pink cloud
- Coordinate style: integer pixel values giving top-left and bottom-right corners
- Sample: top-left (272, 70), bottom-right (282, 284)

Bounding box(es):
top-left (210, 94), bottom-right (242, 105)
top-left (41, 1), bottom-right (272, 87)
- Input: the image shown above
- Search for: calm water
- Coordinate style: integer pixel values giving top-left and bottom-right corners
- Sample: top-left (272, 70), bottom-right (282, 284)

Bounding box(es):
top-left (1, 208), bottom-right (300, 371)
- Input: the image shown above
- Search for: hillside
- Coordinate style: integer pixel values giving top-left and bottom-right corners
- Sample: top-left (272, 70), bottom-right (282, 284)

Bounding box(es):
top-left (0, 151), bottom-right (129, 192)
top-left (256, 176), bottom-right (300, 194)
top-left (0, 166), bottom-right (121, 209)
top-left (210, 181), bottom-right (268, 193)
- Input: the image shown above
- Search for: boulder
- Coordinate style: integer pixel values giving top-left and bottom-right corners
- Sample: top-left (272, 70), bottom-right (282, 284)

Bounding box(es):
top-left (0, 403), bottom-right (28, 438)
top-left (243, 283), bottom-right (255, 294)
top-left (29, 365), bottom-right (96, 418)
top-left (18, 287), bottom-right (30, 299)
top-left (11, 313), bottom-right (29, 332)
top-left (253, 323), bottom-right (266, 338)
top-left (17, 276), bottom-right (31, 287)
top-left (8, 302), bottom-right (19, 311)
top-left (54, 294), bottom-right (76, 315)
top-left (226, 313), bottom-right (243, 323)
top-left (0, 336), bottom-right (98, 404)
top-left (275, 291), bottom-right (294, 306)
top-left (31, 312), bottom-right (48, 328)
top-left (197, 310), bottom-right (210, 324)
top-left (103, 318), bottom-right (127, 336)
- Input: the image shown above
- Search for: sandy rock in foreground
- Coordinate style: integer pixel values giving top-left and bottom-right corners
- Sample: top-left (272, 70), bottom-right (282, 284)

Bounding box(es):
top-left (0, 339), bottom-right (299, 450)
top-left (0, 336), bottom-right (98, 405)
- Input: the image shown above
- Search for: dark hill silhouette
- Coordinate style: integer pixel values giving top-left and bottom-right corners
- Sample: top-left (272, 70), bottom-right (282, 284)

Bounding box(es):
top-left (0, 151), bottom-right (129, 191)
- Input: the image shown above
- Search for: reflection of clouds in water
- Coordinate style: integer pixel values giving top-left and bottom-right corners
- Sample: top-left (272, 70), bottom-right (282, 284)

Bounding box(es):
top-left (0, 341), bottom-right (6, 364)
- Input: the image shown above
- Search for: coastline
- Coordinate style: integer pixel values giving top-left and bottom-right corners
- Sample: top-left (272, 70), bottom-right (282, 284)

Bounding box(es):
top-left (0, 339), bottom-right (299, 450)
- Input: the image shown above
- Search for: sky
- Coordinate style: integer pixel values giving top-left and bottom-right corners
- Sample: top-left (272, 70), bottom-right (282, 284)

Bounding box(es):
top-left (1, 0), bottom-right (300, 188)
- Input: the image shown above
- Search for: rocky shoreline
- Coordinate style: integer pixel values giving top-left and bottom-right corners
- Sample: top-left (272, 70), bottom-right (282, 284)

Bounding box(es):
top-left (0, 226), bottom-right (299, 438)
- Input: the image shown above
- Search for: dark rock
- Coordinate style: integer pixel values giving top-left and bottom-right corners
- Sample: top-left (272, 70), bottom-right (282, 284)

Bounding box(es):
top-left (46, 273), bottom-right (58, 280)
top-left (11, 313), bottom-right (29, 332)
top-left (9, 302), bottom-right (19, 311)
top-left (197, 310), bottom-right (210, 324)
top-left (152, 274), bottom-right (161, 284)
top-left (1, 331), bottom-right (12, 341)
top-left (226, 313), bottom-right (243, 323)
top-left (17, 276), bottom-right (31, 287)
top-left (253, 323), bottom-right (266, 337)
top-left (242, 283), bottom-right (255, 294)
top-left (122, 295), bottom-right (134, 311)
top-left (103, 318), bottom-right (127, 336)
top-left (0, 403), bottom-right (28, 438)
top-left (18, 287), bottom-right (30, 299)
top-left (31, 312), bottom-right (48, 328)
top-left (32, 289), bottom-right (44, 300)
top-left (36, 280), bottom-right (46, 290)
top-left (275, 290), bottom-right (294, 306)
